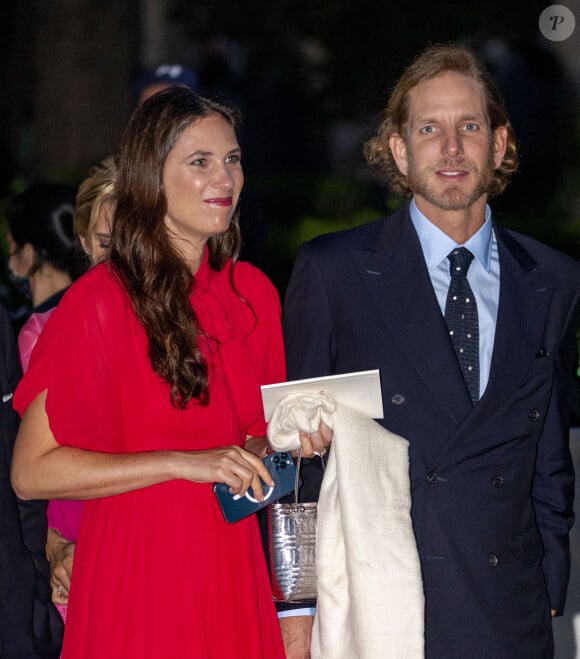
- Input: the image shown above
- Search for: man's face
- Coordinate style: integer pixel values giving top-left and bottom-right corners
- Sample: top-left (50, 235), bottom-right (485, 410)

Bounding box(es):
top-left (389, 71), bottom-right (507, 216)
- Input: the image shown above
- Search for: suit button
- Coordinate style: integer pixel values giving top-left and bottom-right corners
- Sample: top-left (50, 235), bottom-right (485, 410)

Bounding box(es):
top-left (492, 475), bottom-right (504, 487)
top-left (391, 393), bottom-right (405, 405)
top-left (488, 554), bottom-right (499, 567)
top-left (426, 471), bottom-right (439, 484)
top-left (528, 409), bottom-right (540, 421)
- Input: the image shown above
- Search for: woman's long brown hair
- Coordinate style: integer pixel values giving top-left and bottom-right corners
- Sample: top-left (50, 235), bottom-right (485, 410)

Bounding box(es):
top-left (109, 86), bottom-right (242, 408)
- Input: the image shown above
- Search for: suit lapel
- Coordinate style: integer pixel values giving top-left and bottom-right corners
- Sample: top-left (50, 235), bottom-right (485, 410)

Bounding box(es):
top-left (351, 208), bottom-right (473, 425)
top-left (470, 226), bottom-right (553, 419)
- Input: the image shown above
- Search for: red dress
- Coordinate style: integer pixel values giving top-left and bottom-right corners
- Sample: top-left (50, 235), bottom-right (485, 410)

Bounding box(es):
top-left (14, 254), bottom-right (286, 658)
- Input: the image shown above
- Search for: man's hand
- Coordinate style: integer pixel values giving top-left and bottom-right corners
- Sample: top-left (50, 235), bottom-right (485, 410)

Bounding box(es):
top-left (46, 527), bottom-right (75, 605)
top-left (280, 615), bottom-right (314, 659)
top-left (297, 420), bottom-right (333, 458)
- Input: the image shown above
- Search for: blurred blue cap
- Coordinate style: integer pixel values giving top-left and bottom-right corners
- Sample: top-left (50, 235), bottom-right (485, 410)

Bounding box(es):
top-left (134, 64), bottom-right (199, 100)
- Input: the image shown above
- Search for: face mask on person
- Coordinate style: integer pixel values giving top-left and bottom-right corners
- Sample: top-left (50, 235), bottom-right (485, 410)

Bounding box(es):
top-left (8, 269), bottom-right (32, 300)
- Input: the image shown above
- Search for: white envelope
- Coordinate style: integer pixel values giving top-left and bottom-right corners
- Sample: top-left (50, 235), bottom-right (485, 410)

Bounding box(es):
top-left (261, 369), bottom-right (383, 421)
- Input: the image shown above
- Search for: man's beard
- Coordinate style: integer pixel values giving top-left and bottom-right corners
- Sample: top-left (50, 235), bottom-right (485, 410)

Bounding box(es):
top-left (406, 147), bottom-right (495, 211)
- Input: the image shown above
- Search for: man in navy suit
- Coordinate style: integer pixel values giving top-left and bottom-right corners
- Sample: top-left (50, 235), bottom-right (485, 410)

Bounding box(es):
top-left (0, 303), bottom-right (62, 658)
top-left (279, 43), bottom-right (580, 659)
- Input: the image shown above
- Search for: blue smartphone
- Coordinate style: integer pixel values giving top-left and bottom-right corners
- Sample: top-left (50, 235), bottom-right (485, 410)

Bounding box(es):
top-left (213, 452), bottom-right (296, 523)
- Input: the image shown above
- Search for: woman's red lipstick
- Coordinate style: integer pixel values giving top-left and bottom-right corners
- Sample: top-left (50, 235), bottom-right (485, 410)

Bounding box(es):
top-left (205, 197), bottom-right (233, 206)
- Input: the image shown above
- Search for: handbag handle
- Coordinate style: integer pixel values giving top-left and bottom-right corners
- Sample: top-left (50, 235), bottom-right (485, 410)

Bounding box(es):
top-left (294, 449), bottom-right (326, 505)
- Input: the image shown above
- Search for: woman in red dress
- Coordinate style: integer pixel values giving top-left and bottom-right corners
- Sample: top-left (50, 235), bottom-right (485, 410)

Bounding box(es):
top-left (11, 87), bottom-right (286, 658)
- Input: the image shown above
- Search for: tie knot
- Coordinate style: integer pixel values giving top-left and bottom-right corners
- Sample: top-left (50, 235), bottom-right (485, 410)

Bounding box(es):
top-left (447, 247), bottom-right (474, 279)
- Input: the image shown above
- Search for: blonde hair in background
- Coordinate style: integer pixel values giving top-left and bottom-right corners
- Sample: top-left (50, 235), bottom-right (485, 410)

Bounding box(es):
top-left (74, 156), bottom-right (118, 257)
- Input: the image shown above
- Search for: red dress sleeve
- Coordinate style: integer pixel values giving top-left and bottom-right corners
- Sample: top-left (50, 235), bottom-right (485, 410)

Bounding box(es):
top-left (13, 264), bottom-right (130, 453)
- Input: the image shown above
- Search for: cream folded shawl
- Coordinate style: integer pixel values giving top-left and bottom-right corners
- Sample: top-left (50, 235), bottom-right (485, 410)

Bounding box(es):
top-left (268, 392), bottom-right (424, 659)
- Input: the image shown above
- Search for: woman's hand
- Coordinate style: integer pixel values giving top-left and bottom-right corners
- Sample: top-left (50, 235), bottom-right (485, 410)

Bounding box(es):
top-left (46, 527), bottom-right (75, 605)
top-left (297, 420), bottom-right (334, 458)
top-left (177, 445), bottom-right (275, 500)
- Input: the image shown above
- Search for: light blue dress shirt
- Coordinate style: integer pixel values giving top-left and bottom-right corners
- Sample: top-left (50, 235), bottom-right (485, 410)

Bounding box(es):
top-left (409, 198), bottom-right (500, 396)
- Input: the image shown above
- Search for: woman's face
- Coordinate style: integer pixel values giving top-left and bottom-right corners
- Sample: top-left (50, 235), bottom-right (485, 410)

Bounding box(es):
top-left (162, 114), bottom-right (243, 260)
top-left (84, 201), bottom-right (113, 263)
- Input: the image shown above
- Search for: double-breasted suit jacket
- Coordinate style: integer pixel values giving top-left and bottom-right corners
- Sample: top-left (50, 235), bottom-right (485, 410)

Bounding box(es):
top-left (282, 205), bottom-right (580, 659)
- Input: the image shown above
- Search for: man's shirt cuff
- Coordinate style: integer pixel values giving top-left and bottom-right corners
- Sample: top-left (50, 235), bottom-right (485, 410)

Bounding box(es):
top-left (277, 607), bottom-right (316, 618)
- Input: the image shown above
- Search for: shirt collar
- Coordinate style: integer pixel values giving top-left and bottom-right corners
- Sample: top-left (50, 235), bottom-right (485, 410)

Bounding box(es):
top-left (409, 198), bottom-right (493, 272)
top-left (33, 287), bottom-right (69, 314)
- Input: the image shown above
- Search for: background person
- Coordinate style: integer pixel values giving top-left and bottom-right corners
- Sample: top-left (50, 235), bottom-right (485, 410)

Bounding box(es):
top-left (280, 43), bottom-right (580, 659)
top-left (72, 155), bottom-right (117, 262)
top-left (6, 183), bottom-right (89, 626)
top-left (6, 182), bottom-right (89, 371)
top-left (11, 86), bottom-right (286, 658)
top-left (0, 301), bottom-right (63, 658)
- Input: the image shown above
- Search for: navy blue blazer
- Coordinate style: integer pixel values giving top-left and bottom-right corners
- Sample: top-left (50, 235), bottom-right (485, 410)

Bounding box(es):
top-left (282, 205), bottom-right (580, 659)
top-left (0, 304), bottom-right (63, 658)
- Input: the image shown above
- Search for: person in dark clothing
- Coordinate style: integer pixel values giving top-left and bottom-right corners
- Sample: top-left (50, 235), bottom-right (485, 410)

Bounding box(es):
top-left (279, 43), bottom-right (580, 659)
top-left (0, 301), bottom-right (63, 658)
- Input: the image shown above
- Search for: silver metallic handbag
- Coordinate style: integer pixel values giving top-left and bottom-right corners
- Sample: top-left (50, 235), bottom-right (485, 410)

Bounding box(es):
top-left (268, 450), bottom-right (325, 602)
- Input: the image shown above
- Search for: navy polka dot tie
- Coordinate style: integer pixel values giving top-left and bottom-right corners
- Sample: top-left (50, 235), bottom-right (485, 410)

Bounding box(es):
top-left (444, 247), bottom-right (479, 403)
